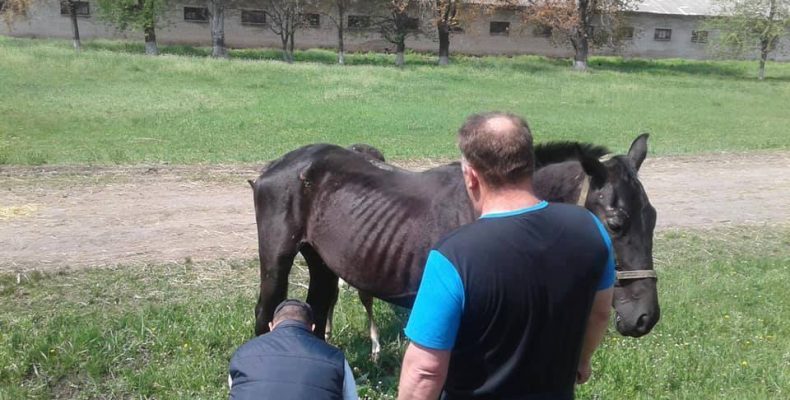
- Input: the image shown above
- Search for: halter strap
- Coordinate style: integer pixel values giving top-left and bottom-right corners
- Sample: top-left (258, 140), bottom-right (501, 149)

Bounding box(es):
top-left (616, 270), bottom-right (658, 280)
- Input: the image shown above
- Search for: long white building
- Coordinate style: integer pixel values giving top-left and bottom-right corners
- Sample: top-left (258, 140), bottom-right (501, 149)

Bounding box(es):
top-left (2, 0), bottom-right (788, 60)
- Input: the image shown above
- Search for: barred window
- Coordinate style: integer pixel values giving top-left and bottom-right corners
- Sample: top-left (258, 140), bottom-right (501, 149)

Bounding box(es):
top-left (691, 30), bottom-right (708, 43)
top-left (184, 7), bottom-right (209, 22)
top-left (303, 13), bottom-right (320, 28)
top-left (490, 21), bottom-right (510, 36)
top-left (241, 9), bottom-right (266, 25)
top-left (654, 28), bottom-right (672, 41)
top-left (60, 1), bottom-right (90, 17)
top-left (348, 15), bottom-right (371, 30)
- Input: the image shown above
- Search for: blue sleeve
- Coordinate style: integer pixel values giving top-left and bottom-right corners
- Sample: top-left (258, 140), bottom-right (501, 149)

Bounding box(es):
top-left (589, 213), bottom-right (616, 291)
top-left (404, 250), bottom-right (465, 351)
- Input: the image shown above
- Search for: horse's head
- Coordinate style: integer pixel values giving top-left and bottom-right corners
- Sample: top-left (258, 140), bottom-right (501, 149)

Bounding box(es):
top-left (581, 134), bottom-right (659, 337)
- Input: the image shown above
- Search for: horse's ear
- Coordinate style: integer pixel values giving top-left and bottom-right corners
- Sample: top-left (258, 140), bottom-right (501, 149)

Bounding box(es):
top-left (627, 133), bottom-right (649, 171)
top-left (581, 157), bottom-right (608, 188)
top-left (247, 179), bottom-right (256, 189)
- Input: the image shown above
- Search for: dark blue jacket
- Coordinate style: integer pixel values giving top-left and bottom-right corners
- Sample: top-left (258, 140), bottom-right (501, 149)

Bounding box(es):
top-left (229, 320), bottom-right (346, 400)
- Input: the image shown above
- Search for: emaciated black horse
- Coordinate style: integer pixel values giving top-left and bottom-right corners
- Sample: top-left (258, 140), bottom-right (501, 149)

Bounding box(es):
top-left (249, 135), bottom-right (660, 346)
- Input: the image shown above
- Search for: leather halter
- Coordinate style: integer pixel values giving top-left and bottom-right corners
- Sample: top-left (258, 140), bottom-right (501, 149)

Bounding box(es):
top-left (577, 167), bottom-right (657, 282)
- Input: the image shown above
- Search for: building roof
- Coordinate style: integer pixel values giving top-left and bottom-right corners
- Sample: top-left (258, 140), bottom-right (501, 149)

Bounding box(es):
top-left (634, 0), bottom-right (718, 16)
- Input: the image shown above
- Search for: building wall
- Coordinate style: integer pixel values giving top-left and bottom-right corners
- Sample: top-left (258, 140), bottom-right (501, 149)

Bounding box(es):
top-left (2, 1), bottom-right (788, 61)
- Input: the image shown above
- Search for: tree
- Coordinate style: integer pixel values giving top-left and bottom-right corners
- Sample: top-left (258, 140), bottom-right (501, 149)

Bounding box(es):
top-left (521, 0), bottom-right (636, 71)
top-left (372, 0), bottom-right (429, 67)
top-left (95, 0), bottom-right (170, 56)
top-left (706, 0), bottom-right (790, 80)
top-left (434, 0), bottom-right (458, 65)
top-left (207, 0), bottom-right (228, 58)
top-left (1, 0), bottom-right (82, 52)
top-left (262, 0), bottom-right (307, 63)
top-left (316, 0), bottom-right (357, 64)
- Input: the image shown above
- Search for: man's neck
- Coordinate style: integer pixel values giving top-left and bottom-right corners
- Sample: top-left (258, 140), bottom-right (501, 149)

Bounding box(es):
top-left (479, 187), bottom-right (542, 216)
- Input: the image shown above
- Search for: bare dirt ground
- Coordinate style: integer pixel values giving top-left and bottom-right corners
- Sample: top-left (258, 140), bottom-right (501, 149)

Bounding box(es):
top-left (1, 152), bottom-right (788, 271)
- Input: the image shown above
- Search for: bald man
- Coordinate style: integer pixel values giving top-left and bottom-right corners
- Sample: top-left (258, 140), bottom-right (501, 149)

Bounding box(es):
top-left (397, 113), bottom-right (615, 400)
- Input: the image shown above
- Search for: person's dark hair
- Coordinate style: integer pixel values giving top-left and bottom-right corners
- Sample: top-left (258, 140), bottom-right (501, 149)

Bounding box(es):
top-left (273, 299), bottom-right (314, 326)
top-left (458, 112), bottom-right (535, 188)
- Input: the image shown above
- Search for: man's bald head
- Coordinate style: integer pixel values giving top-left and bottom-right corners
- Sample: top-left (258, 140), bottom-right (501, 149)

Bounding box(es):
top-left (458, 112), bottom-right (535, 188)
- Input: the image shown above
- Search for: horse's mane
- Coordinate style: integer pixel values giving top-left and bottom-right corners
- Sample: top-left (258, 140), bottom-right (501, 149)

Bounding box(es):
top-left (534, 141), bottom-right (611, 168)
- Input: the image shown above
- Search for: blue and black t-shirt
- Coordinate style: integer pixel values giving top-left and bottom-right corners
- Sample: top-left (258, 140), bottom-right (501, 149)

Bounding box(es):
top-left (405, 201), bottom-right (615, 400)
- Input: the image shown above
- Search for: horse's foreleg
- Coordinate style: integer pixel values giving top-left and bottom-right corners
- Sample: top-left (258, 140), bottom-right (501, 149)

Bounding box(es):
top-left (325, 281), bottom-right (340, 341)
top-left (255, 251), bottom-right (297, 336)
top-left (359, 291), bottom-right (381, 362)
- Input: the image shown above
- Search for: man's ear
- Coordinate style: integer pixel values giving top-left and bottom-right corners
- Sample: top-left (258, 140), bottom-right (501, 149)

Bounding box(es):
top-left (462, 162), bottom-right (480, 190)
top-left (268, 322), bottom-right (275, 331)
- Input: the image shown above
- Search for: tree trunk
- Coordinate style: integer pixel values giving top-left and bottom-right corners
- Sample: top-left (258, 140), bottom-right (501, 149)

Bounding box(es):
top-left (395, 40), bottom-right (405, 67)
top-left (759, 47), bottom-right (768, 81)
top-left (438, 24), bottom-right (450, 65)
top-left (210, 1), bottom-right (227, 58)
top-left (289, 32), bottom-right (295, 63)
top-left (573, 34), bottom-right (588, 71)
top-left (281, 36), bottom-right (290, 62)
top-left (337, 7), bottom-right (345, 65)
top-left (144, 25), bottom-right (158, 55)
top-left (68, 1), bottom-right (82, 52)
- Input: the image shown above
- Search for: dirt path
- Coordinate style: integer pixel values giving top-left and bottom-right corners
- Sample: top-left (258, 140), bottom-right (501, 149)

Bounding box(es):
top-left (1, 152), bottom-right (788, 271)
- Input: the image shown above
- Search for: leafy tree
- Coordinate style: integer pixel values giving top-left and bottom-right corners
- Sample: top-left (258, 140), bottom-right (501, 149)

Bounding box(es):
top-left (433, 0), bottom-right (459, 65)
top-left (521, 0), bottom-right (637, 71)
top-left (95, 0), bottom-right (170, 55)
top-left (372, 0), bottom-right (429, 67)
top-left (706, 0), bottom-right (790, 80)
top-left (1, 0), bottom-right (82, 52)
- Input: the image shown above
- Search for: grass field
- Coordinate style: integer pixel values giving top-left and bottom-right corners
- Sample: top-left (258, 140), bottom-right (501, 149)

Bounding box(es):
top-left (1, 37), bottom-right (789, 166)
top-left (1, 227), bottom-right (788, 399)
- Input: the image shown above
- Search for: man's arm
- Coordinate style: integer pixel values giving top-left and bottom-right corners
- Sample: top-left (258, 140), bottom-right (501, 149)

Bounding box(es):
top-left (577, 287), bottom-right (613, 384)
top-left (398, 342), bottom-right (451, 400)
top-left (342, 359), bottom-right (358, 400)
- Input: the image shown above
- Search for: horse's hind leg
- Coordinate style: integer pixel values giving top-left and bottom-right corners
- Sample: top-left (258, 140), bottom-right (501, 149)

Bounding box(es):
top-left (359, 291), bottom-right (381, 362)
top-left (301, 246), bottom-right (339, 340)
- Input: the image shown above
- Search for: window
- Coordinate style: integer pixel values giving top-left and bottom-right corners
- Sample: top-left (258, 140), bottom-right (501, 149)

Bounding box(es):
top-left (533, 24), bottom-right (552, 37)
top-left (691, 30), bottom-right (708, 43)
top-left (654, 28), bottom-right (672, 41)
top-left (617, 26), bottom-right (635, 40)
top-left (348, 15), bottom-right (371, 30)
top-left (184, 6), bottom-right (209, 22)
top-left (60, 1), bottom-right (90, 17)
top-left (303, 13), bottom-right (320, 28)
top-left (403, 17), bottom-right (420, 31)
top-left (490, 21), bottom-right (510, 36)
top-left (241, 9), bottom-right (266, 25)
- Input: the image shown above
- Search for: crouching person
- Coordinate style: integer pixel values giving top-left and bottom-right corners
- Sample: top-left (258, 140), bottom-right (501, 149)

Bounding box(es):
top-left (229, 299), bottom-right (358, 400)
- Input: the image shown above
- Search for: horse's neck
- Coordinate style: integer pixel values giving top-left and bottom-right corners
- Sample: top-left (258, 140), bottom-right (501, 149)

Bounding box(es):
top-left (533, 162), bottom-right (585, 204)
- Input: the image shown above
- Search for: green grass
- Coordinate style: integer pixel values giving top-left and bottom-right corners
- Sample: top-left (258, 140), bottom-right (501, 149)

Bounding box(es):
top-left (1, 37), bottom-right (789, 165)
top-left (1, 227), bottom-right (788, 399)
